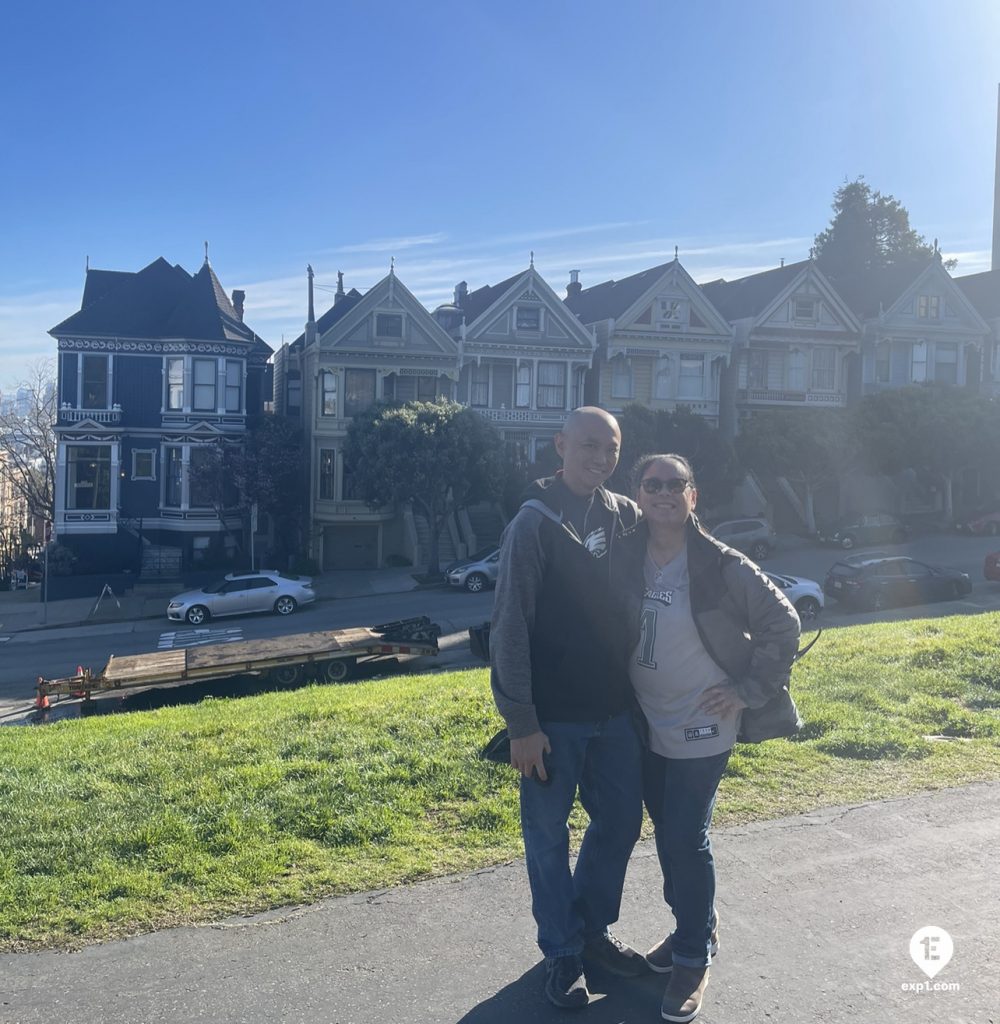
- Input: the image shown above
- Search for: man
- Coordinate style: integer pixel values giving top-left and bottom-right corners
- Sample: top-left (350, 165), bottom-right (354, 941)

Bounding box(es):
top-left (490, 406), bottom-right (647, 1009)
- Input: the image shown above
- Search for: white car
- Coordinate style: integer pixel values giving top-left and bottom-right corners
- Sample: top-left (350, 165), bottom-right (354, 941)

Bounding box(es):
top-left (446, 549), bottom-right (500, 593)
top-left (766, 572), bottom-right (824, 621)
top-left (167, 570), bottom-right (315, 625)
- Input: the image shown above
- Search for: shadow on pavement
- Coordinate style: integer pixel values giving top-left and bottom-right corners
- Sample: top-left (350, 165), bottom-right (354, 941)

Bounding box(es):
top-left (456, 963), bottom-right (664, 1024)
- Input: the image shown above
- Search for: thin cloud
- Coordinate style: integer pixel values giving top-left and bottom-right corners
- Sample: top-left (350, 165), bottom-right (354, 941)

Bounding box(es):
top-left (322, 233), bottom-right (448, 255)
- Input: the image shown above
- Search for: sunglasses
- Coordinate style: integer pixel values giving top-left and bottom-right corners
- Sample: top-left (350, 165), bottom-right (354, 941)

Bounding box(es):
top-left (640, 476), bottom-right (692, 495)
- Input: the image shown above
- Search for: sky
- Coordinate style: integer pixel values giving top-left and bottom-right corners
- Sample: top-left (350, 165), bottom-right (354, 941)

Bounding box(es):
top-left (1, 0), bottom-right (998, 389)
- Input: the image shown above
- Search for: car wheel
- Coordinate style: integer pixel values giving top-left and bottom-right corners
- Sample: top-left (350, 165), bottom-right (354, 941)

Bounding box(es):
top-left (322, 658), bottom-right (354, 683)
top-left (840, 535), bottom-right (856, 550)
top-left (892, 529), bottom-right (906, 543)
top-left (795, 597), bottom-right (822, 622)
top-left (274, 596), bottom-right (297, 616)
top-left (870, 590), bottom-right (887, 612)
top-left (185, 605), bottom-right (209, 626)
top-left (990, 523), bottom-right (999, 536)
top-left (465, 572), bottom-right (488, 593)
top-left (952, 583), bottom-right (966, 600)
top-left (749, 541), bottom-right (769, 561)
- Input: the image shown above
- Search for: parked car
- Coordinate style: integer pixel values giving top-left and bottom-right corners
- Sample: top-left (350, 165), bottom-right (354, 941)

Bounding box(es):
top-left (984, 551), bottom-right (1000, 581)
top-left (959, 511), bottom-right (1000, 536)
top-left (446, 548), bottom-right (500, 593)
top-left (710, 518), bottom-right (775, 560)
top-left (766, 572), bottom-right (824, 621)
top-left (444, 545), bottom-right (498, 575)
top-left (167, 570), bottom-right (315, 625)
top-left (820, 512), bottom-right (909, 550)
top-left (823, 556), bottom-right (971, 612)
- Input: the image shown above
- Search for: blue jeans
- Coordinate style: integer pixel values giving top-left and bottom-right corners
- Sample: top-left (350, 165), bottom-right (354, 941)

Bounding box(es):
top-left (643, 747), bottom-right (731, 968)
top-left (519, 711), bottom-right (643, 958)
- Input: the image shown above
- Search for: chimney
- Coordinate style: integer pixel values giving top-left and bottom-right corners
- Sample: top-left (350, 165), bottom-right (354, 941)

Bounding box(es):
top-left (305, 265), bottom-right (317, 345)
top-left (566, 270), bottom-right (582, 301)
top-left (231, 289), bottom-right (245, 322)
top-left (335, 270), bottom-right (345, 305)
top-left (454, 281), bottom-right (468, 307)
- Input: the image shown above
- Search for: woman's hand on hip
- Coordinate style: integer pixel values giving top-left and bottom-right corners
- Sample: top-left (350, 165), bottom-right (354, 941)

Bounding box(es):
top-left (699, 682), bottom-right (748, 717)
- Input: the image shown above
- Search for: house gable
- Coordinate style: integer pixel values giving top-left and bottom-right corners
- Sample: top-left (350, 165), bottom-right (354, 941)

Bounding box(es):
top-left (615, 260), bottom-right (731, 339)
top-left (877, 261), bottom-right (990, 337)
top-left (754, 263), bottom-right (862, 337)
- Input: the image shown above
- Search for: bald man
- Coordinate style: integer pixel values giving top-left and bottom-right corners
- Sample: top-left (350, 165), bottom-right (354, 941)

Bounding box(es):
top-left (490, 407), bottom-right (647, 1008)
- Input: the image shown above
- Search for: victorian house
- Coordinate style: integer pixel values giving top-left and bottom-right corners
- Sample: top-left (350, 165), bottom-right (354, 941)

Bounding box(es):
top-left (700, 259), bottom-right (863, 435)
top-left (274, 267), bottom-right (460, 570)
top-left (563, 258), bottom-right (733, 426)
top-left (435, 263), bottom-right (597, 464)
top-left (852, 257), bottom-right (990, 394)
top-left (956, 268), bottom-right (1000, 395)
top-left (49, 256), bottom-right (271, 573)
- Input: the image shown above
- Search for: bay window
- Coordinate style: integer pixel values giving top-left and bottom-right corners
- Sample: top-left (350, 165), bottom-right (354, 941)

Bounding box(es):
top-left (66, 445), bottom-right (111, 509)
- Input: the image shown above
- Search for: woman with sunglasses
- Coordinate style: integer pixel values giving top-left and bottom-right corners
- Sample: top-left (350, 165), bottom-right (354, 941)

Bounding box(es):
top-left (622, 454), bottom-right (801, 1022)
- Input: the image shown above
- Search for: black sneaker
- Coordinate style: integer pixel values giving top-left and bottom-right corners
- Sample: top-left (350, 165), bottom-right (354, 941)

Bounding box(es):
top-left (544, 955), bottom-right (590, 1009)
top-left (646, 911), bottom-right (720, 975)
top-left (582, 929), bottom-right (648, 978)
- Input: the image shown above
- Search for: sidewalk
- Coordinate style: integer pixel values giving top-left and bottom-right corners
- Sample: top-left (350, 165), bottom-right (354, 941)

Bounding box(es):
top-left (0, 568), bottom-right (423, 635)
top-left (1, 782), bottom-right (995, 1024)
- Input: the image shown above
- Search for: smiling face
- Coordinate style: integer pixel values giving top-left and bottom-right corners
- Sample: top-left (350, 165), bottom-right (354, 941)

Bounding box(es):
top-left (555, 409), bottom-right (622, 497)
top-left (637, 456), bottom-right (697, 532)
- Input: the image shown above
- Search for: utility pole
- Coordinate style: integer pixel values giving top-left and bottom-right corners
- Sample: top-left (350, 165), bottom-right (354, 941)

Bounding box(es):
top-left (993, 84), bottom-right (1000, 271)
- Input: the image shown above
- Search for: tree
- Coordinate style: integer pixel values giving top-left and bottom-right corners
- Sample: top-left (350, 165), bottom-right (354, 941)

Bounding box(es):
top-left (855, 385), bottom-right (1000, 523)
top-left (0, 360), bottom-right (57, 530)
top-left (185, 438), bottom-right (245, 559)
top-left (813, 177), bottom-right (955, 311)
top-left (608, 404), bottom-right (742, 510)
top-left (736, 408), bottom-right (859, 534)
top-left (345, 399), bottom-right (504, 574)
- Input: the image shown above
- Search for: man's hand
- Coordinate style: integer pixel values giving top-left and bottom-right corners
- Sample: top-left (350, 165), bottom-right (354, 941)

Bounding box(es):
top-left (699, 682), bottom-right (748, 717)
top-left (510, 731), bottom-right (551, 781)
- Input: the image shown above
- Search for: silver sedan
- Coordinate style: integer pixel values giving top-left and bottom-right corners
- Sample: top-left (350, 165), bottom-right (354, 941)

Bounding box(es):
top-left (167, 570), bottom-right (315, 625)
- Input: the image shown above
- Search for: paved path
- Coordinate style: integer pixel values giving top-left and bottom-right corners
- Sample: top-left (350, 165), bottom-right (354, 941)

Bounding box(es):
top-left (2, 783), bottom-right (996, 1024)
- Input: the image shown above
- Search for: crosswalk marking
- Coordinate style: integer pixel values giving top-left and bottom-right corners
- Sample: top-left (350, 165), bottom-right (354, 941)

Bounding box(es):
top-left (157, 627), bottom-right (244, 650)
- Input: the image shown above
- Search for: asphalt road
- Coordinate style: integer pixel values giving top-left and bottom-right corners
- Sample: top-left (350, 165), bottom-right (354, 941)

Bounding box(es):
top-left (3, 530), bottom-right (1000, 721)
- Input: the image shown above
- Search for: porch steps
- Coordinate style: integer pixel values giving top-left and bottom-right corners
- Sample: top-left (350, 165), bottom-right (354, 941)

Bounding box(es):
top-left (140, 545), bottom-right (182, 579)
top-left (464, 502), bottom-right (506, 550)
top-left (413, 514), bottom-right (456, 566)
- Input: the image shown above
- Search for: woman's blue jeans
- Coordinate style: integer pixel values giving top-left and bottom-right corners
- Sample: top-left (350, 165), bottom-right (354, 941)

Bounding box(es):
top-left (519, 711), bottom-right (643, 958)
top-left (643, 746), bottom-right (732, 968)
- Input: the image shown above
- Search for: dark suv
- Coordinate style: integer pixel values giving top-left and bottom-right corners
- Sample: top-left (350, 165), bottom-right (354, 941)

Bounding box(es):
top-left (820, 512), bottom-right (908, 550)
top-left (823, 556), bottom-right (971, 612)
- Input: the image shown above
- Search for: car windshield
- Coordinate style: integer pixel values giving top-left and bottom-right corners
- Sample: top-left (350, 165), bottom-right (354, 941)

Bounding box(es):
top-left (829, 563), bottom-right (859, 576)
top-left (202, 580), bottom-right (227, 594)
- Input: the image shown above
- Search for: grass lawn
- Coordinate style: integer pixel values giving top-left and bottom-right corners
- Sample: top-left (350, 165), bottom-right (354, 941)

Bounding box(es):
top-left (1, 612), bottom-right (998, 951)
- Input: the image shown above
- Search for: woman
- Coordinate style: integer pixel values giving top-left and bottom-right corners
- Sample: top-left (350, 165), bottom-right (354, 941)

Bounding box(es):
top-left (625, 454), bottom-right (801, 1023)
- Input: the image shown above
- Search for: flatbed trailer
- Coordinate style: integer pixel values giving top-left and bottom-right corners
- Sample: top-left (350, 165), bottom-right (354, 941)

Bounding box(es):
top-left (36, 616), bottom-right (441, 704)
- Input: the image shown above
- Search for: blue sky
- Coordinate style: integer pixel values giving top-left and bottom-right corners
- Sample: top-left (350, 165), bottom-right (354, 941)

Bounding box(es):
top-left (1, 0), bottom-right (998, 389)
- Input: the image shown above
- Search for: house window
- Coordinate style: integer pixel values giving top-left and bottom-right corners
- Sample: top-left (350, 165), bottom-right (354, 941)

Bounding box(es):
top-left (659, 299), bottom-right (683, 322)
top-left (678, 354), bottom-right (704, 399)
top-left (918, 295), bottom-right (940, 319)
top-left (164, 447), bottom-right (183, 507)
top-left (811, 347), bottom-right (836, 390)
top-left (572, 367), bottom-right (584, 408)
top-left (319, 449), bottom-right (336, 500)
top-left (375, 313), bottom-right (403, 338)
top-left (747, 350), bottom-right (769, 389)
top-left (610, 357), bottom-right (632, 399)
top-left (286, 373), bottom-right (301, 415)
top-left (189, 447), bottom-right (215, 508)
top-left (654, 357), bottom-right (672, 400)
top-left (344, 369), bottom-right (376, 416)
top-left (793, 299), bottom-right (817, 321)
top-left (787, 350), bottom-right (806, 391)
top-left (875, 341), bottom-right (891, 384)
top-left (911, 340), bottom-right (928, 383)
top-left (934, 342), bottom-right (957, 384)
top-left (471, 364), bottom-right (490, 407)
top-left (225, 360), bottom-right (242, 413)
top-left (320, 370), bottom-right (338, 416)
top-left (515, 365), bottom-right (531, 407)
top-left (132, 449), bottom-right (155, 481)
top-left (81, 355), bottom-right (108, 409)
top-left (417, 375), bottom-right (438, 401)
top-left (193, 358), bottom-right (217, 411)
top-left (516, 307), bottom-right (541, 331)
top-left (166, 358), bottom-right (184, 410)
top-left (537, 362), bottom-right (566, 409)
top-left (66, 445), bottom-right (111, 510)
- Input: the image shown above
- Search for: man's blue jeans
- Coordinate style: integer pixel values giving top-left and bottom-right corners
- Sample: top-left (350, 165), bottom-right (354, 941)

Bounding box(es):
top-left (519, 711), bottom-right (643, 958)
top-left (643, 747), bottom-right (732, 968)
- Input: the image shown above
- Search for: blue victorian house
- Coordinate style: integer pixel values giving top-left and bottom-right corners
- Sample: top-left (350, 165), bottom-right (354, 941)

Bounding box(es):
top-left (49, 255), bottom-right (272, 574)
